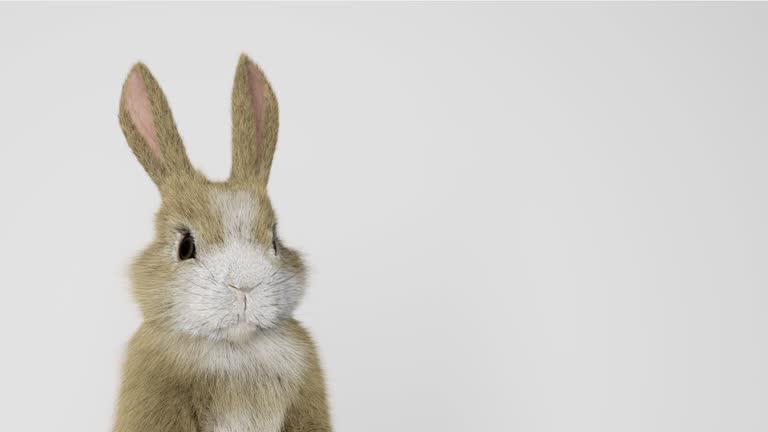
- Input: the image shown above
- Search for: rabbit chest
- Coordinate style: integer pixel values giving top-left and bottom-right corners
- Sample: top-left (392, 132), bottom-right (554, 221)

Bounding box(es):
top-left (194, 330), bottom-right (309, 432)
top-left (204, 380), bottom-right (291, 432)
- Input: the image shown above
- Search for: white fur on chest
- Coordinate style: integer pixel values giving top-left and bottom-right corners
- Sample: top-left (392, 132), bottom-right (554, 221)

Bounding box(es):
top-left (210, 412), bottom-right (283, 432)
top-left (195, 326), bottom-right (308, 432)
top-left (197, 325), bottom-right (307, 378)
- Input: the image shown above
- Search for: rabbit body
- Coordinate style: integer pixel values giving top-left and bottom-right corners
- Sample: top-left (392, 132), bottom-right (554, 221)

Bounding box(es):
top-left (112, 55), bottom-right (331, 432)
top-left (115, 320), bottom-right (330, 432)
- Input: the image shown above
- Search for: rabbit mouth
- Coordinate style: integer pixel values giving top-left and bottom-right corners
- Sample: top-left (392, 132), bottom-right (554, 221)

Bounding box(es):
top-left (211, 291), bottom-right (282, 335)
top-left (211, 306), bottom-right (260, 341)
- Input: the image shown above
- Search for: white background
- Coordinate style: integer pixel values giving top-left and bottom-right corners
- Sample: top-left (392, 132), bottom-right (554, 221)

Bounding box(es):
top-left (1, 3), bottom-right (767, 432)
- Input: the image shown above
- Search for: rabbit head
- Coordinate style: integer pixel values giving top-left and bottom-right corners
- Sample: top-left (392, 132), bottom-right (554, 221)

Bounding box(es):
top-left (118, 55), bottom-right (305, 342)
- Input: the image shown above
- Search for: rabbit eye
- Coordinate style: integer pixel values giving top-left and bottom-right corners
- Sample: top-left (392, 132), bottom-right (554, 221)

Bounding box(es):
top-left (272, 224), bottom-right (278, 256)
top-left (178, 232), bottom-right (196, 261)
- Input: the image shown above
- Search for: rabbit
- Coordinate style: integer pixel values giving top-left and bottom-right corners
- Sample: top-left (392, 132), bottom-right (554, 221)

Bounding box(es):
top-left (112, 54), bottom-right (332, 432)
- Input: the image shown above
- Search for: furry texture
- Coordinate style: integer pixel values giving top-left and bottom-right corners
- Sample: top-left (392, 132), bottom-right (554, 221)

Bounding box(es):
top-left (113, 55), bottom-right (332, 432)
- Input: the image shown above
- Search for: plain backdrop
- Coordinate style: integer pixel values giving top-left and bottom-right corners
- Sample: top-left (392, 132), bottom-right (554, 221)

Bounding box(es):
top-left (1, 3), bottom-right (767, 432)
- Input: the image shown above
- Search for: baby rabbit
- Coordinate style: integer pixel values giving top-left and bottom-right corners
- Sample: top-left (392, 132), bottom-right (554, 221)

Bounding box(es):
top-left (113, 54), bottom-right (331, 432)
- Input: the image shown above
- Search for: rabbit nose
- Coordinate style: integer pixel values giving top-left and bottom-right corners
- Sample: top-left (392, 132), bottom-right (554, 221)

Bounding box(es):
top-left (228, 284), bottom-right (255, 293)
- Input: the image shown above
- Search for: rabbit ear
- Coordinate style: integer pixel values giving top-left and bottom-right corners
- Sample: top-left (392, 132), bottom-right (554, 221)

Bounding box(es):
top-left (119, 63), bottom-right (195, 186)
top-left (229, 54), bottom-right (279, 186)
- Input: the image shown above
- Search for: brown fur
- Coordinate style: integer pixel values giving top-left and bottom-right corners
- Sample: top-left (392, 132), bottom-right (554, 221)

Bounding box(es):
top-left (113, 55), bottom-right (332, 432)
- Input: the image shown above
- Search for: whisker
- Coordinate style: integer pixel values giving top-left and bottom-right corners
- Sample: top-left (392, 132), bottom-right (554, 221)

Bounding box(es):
top-left (269, 273), bottom-right (297, 285)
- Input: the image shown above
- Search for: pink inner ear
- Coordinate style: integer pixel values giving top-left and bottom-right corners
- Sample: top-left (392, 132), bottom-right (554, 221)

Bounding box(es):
top-left (245, 62), bottom-right (265, 130)
top-left (125, 70), bottom-right (162, 161)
